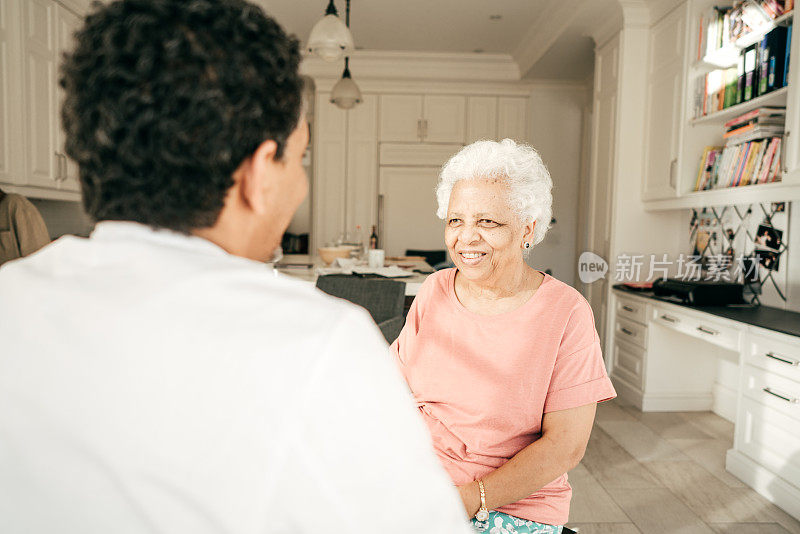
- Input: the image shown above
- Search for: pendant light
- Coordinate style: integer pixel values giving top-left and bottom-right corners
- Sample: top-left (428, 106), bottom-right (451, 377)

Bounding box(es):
top-left (306, 0), bottom-right (354, 62)
top-left (330, 0), bottom-right (362, 109)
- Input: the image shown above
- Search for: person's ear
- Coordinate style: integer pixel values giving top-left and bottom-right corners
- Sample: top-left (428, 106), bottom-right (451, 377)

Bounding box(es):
top-left (239, 139), bottom-right (279, 214)
top-left (522, 220), bottom-right (536, 248)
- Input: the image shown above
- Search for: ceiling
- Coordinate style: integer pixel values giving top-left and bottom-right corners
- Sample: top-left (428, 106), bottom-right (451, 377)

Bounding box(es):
top-left (257, 0), bottom-right (622, 80)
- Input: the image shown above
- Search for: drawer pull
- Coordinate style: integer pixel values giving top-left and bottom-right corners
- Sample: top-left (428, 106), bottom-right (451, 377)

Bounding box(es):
top-left (764, 352), bottom-right (799, 367)
top-left (622, 305), bottom-right (635, 312)
top-left (660, 314), bottom-right (678, 323)
top-left (762, 387), bottom-right (800, 404)
top-left (697, 325), bottom-right (719, 336)
top-left (620, 327), bottom-right (635, 336)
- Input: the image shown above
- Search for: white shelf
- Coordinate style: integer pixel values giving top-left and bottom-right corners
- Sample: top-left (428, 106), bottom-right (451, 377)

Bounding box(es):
top-left (643, 179), bottom-right (800, 211)
top-left (694, 12), bottom-right (794, 70)
top-left (691, 86), bottom-right (788, 124)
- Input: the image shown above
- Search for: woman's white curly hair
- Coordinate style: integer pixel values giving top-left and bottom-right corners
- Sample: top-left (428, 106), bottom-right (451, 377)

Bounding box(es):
top-left (436, 139), bottom-right (553, 246)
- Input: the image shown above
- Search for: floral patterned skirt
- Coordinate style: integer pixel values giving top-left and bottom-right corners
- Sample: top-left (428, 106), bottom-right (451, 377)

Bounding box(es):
top-left (471, 510), bottom-right (563, 534)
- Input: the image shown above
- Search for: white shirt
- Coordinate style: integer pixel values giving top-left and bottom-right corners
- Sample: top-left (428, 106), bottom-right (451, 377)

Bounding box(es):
top-left (0, 222), bottom-right (473, 534)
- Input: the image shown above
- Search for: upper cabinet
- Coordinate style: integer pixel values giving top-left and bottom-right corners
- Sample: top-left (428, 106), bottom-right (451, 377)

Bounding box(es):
top-left (466, 96), bottom-right (498, 142)
top-left (1, 0), bottom-right (84, 200)
top-left (497, 97), bottom-right (528, 141)
top-left (379, 94), bottom-right (466, 143)
top-left (642, 3), bottom-right (687, 201)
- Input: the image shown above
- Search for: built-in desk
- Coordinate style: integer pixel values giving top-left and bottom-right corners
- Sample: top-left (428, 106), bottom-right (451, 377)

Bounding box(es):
top-left (610, 286), bottom-right (800, 521)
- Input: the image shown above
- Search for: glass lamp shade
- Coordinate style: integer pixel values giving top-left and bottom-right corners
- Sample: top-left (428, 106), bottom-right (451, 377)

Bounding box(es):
top-left (330, 74), bottom-right (362, 110)
top-left (306, 14), bottom-right (354, 62)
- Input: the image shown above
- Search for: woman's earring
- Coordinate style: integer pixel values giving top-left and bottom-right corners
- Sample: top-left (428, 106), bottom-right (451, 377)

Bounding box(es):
top-left (524, 242), bottom-right (531, 249)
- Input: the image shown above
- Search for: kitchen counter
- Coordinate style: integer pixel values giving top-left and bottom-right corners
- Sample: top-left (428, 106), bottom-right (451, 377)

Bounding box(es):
top-left (612, 284), bottom-right (800, 338)
top-left (274, 254), bottom-right (432, 296)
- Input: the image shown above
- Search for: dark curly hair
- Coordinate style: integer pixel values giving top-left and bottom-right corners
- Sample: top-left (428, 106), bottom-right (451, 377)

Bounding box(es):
top-left (60, 0), bottom-right (303, 232)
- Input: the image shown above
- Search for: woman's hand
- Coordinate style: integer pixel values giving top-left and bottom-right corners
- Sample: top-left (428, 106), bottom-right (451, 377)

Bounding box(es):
top-left (457, 481), bottom-right (481, 518)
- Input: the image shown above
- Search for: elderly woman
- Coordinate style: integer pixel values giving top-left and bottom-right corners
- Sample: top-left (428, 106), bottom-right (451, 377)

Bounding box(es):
top-left (391, 139), bottom-right (616, 533)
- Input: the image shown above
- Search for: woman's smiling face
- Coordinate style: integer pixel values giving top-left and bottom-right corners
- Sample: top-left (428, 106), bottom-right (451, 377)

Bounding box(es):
top-left (444, 178), bottom-right (532, 286)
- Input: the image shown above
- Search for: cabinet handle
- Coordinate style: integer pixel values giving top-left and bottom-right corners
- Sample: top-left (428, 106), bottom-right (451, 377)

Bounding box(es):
top-left (622, 305), bottom-right (635, 312)
top-left (765, 352), bottom-right (799, 366)
top-left (660, 314), bottom-right (678, 323)
top-left (669, 158), bottom-right (677, 189)
top-left (60, 154), bottom-right (67, 182)
top-left (54, 152), bottom-right (62, 181)
top-left (620, 327), bottom-right (634, 336)
top-left (762, 387), bottom-right (799, 404)
top-left (697, 325), bottom-right (719, 336)
top-left (416, 119), bottom-right (424, 141)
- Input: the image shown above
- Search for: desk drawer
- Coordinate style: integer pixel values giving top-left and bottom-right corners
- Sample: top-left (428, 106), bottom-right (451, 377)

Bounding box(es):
top-left (616, 317), bottom-right (647, 350)
top-left (742, 364), bottom-right (800, 423)
top-left (616, 296), bottom-right (647, 325)
top-left (737, 395), bottom-right (800, 488)
top-left (651, 305), bottom-right (741, 352)
top-left (747, 330), bottom-right (800, 385)
top-left (612, 338), bottom-right (645, 389)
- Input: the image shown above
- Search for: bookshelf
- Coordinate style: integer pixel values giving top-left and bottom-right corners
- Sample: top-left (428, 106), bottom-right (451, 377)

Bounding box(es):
top-left (691, 86), bottom-right (788, 123)
top-left (643, 0), bottom-right (800, 211)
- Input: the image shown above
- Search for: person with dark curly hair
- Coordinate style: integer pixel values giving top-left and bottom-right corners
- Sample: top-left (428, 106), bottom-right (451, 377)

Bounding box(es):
top-left (0, 1), bottom-right (474, 533)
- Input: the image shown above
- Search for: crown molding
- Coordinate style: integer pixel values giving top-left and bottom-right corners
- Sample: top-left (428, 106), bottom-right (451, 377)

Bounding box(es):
top-left (512, 0), bottom-right (583, 78)
top-left (300, 50), bottom-right (521, 83)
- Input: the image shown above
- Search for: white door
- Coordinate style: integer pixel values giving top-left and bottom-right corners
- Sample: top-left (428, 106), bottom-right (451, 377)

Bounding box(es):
top-left (642, 5), bottom-right (685, 200)
top-left (497, 97), bottom-right (528, 141)
top-left (23, 0), bottom-right (57, 188)
top-left (379, 94), bottom-right (422, 142)
top-left (466, 96), bottom-right (498, 142)
top-left (587, 35), bottom-right (620, 350)
top-left (379, 166), bottom-right (445, 257)
top-left (423, 95), bottom-right (465, 143)
top-left (56, 3), bottom-right (81, 191)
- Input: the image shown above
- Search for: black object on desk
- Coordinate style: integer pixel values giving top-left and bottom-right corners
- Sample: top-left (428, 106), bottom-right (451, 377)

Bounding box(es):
top-left (652, 278), bottom-right (745, 306)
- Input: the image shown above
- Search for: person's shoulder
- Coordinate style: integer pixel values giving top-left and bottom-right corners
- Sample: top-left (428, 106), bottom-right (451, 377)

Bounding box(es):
top-left (541, 272), bottom-right (588, 304)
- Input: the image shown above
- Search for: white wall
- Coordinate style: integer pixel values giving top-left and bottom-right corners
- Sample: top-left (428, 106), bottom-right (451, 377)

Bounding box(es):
top-left (526, 83), bottom-right (589, 287)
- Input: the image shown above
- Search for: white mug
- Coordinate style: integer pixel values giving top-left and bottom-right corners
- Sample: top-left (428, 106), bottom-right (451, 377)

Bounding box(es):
top-left (368, 249), bottom-right (385, 269)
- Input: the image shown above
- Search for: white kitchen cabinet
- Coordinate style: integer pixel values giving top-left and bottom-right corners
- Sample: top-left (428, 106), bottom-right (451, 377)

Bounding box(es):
top-left (379, 95), bottom-right (423, 142)
top-left (497, 97), bottom-right (528, 141)
top-left (466, 96), bottom-right (498, 142)
top-left (378, 165), bottom-right (444, 256)
top-left (0, 0), bottom-right (21, 186)
top-left (4, 0), bottom-right (82, 196)
top-left (311, 91), bottom-right (347, 250)
top-left (641, 3), bottom-right (686, 200)
top-left (379, 94), bottom-right (466, 143)
top-left (22, 0), bottom-right (58, 189)
top-left (423, 95), bottom-right (465, 143)
top-left (345, 94), bottom-right (378, 236)
top-left (55, 3), bottom-right (81, 191)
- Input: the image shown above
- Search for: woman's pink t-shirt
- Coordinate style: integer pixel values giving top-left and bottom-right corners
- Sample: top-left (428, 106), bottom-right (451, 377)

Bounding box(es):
top-left (391, 268), bottom-right (616, 526)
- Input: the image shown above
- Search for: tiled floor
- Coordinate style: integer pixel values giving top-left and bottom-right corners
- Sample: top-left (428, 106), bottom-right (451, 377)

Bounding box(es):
top-left (566, 398), bottom-right (800, 534)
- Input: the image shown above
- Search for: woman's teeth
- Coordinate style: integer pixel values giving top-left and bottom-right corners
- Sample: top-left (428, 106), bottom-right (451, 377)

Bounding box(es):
top-left (461, 252), bottom-right (484, 259)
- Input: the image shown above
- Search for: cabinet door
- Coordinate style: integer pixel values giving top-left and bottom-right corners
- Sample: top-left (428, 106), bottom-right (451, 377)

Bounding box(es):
top-left (346, 94), bottom-right (378, 234)
top-left (0, 0), bottom-right (17, 185)
top-left (379, 94), bottom-right (423, 142)
top-left (642, 5), bottom-right (685, 200)
top-left (497, 97), bottom-right (527, 141)
top-left (56, 4), bottom-right (81, 191)
top-left (423, 95), bottom-right (465, 143)
top-left (466, 96), bottom-right (497, 142)
top-left (22, 0), bottom-right (57, 188)
top-left (378, 166), bottom-right (444, 257)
